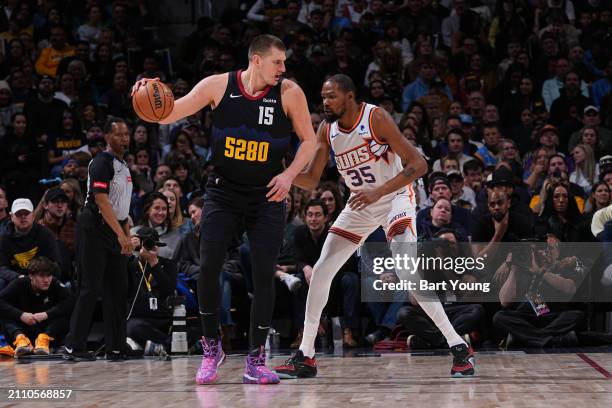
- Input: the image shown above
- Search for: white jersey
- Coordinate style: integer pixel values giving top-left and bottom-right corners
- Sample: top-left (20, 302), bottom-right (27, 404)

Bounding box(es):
top-left (325, 103), bottom-right (417, 243)
top-left (328, 103), bottom-right (405, 193)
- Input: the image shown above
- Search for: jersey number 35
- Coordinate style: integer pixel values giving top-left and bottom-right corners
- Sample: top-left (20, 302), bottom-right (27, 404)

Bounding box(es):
top-left (346, 165), bottom-right (376, 187)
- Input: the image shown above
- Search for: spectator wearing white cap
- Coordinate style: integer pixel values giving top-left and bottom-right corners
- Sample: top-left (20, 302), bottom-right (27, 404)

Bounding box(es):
top-left (0, 198), bottom-right (61, 290)
top-left (567, 105), bottom-right (612, 154)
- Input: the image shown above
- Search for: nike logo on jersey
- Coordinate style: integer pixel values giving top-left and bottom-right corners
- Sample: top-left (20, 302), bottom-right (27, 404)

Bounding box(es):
top-left (230, 93), bottom-right (242, 98)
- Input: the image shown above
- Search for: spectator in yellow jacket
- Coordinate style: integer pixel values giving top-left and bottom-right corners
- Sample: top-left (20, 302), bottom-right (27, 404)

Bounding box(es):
top-left (35, 26), bottom-right (75, 78)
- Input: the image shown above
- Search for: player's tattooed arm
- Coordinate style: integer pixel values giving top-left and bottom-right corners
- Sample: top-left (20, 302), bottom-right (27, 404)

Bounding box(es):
top-left (371, 108), bottom-right (427, 196)
top-left (292, 121), bottom-right (330, 190)
top-left (401, 166), bottom-right (417, 179)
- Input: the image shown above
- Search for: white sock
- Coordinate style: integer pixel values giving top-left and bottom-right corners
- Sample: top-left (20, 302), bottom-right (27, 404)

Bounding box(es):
top-left (391, 229), bottom-right (466, 349)
top-left (299, 322), bottom-right (319, 358)
top-left (411, 290), bottom-right (465, 348)
top-left (299, 234), bottom-right (361, 358)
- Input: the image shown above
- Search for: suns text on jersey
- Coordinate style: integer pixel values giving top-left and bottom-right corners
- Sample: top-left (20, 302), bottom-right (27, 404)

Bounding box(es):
top-left (334, 143), bottom-right (374, 171)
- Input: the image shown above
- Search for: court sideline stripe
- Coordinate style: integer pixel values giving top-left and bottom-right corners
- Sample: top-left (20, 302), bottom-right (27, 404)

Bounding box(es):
top-left (577, 353), bottom-right (612, 379)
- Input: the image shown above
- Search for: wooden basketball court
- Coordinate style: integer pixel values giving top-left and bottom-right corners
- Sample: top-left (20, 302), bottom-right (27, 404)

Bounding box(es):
top-left (1, 349), bottom-right (612, 407)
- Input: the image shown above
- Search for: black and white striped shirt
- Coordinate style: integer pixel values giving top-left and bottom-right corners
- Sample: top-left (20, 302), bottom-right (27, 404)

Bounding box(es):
top-left (84, 151), bottom-right (133, 222)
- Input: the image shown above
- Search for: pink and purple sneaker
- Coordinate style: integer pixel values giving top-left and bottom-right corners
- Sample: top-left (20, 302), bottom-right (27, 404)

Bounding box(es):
top-left (195, 337), bottom-right (226, 385)
top-left (243, 346), bottom-right (280, 384)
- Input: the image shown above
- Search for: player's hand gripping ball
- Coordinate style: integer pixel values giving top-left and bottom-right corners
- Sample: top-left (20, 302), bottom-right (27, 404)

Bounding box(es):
top-left (132, 79), bottom-right (174, 122)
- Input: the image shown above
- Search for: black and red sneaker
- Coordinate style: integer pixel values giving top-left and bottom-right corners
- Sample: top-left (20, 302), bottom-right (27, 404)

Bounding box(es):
top-left (450, 344), bottom-right (475, 377)
top-left (273, 350), bottom-right (317, 379)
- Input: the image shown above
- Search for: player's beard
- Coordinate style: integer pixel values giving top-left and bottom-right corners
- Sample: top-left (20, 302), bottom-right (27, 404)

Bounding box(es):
top-left (324, 107), bottom-right (345, 123)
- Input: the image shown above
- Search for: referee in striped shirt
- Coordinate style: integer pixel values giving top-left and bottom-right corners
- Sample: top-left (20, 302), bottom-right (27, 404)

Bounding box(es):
top-left (64, 117), bottom-right (134, 361)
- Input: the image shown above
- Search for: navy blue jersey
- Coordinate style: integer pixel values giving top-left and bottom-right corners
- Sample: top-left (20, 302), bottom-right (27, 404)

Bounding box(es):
top-left (210, 70), bottom-right (292, 188)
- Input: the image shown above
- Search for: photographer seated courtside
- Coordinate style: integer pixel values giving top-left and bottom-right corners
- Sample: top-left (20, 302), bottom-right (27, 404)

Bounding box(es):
top-left (127, 227), bottom-right (177, 356)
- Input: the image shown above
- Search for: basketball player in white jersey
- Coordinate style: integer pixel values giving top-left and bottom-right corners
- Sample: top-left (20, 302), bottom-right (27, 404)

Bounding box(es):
top-left (274, 74), bottom-right (475, 378)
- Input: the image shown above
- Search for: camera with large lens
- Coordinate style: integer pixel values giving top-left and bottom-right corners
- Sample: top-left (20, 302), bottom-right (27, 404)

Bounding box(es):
top-left (142, 237), bottom-right (156, 251)
top-left (512, 238), bottom-right (542, 271)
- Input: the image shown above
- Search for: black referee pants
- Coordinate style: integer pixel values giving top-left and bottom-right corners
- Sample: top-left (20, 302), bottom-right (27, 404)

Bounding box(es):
top-left (67, 209), bottom-right (128, 353)
top-left (198, 177), bottom-right (285, 349)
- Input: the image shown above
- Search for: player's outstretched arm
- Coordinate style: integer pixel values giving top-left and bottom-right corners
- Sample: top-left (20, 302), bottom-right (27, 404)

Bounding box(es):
top-left (131, 74), bottom-right (227, 124)
top-left (348, 108), bottom-right (427, 210)
top-left (292, 120), bottom-right (330, 190)
top-left (267, 81), bottom-right (318, 200)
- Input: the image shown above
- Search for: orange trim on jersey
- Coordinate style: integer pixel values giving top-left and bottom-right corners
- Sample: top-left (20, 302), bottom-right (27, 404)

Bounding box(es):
top-left (368, 107), bottom-right (387, 145)
top-left (325, 122), bottom-right (331, 146)
top-left (407, 184), bottom-right (415, 205)
top-left (394, 220), bottom-right (415, 236)
top-left (329, 227), bottom-right (362, 244)
top-left (388, 216), bottom-right (412, 230)
top-left (387, 225), bottom-right (414, 240)
top-left (329, 231), bottom-right (361, 245)
top-left (387, 220), bottom-right (411, 237)
top-left (387, 217), bottom-right (415, 239)
top-left (337, 102), bottom-right (366, 134)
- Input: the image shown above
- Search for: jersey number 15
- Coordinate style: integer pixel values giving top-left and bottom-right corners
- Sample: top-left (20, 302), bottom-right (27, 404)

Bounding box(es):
top-left (258, 106), bottom-right (274, 125)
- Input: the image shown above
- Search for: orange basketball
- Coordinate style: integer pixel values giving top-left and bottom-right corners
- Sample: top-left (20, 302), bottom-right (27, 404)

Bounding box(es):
top-left (132, 81), bottom-right (174, 122)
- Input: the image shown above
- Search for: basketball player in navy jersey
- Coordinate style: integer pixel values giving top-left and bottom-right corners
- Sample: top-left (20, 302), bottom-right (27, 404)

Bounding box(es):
top-left (274, 74), bottom-right (475, 379)
top-left (132, 35), bottom-right (316, 384)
